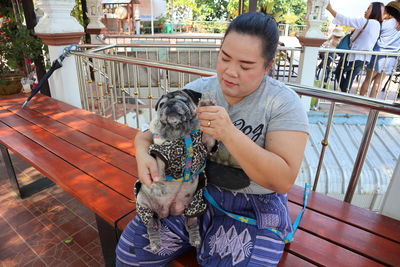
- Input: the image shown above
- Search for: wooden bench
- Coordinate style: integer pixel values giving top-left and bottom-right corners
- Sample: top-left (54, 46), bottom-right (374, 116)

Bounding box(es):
top-left (0, 93), bottom-right (138, 266)
top-left (1, 94), bottom-right (400, 266)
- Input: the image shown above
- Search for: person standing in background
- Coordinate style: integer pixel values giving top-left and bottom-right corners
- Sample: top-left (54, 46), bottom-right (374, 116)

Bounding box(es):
top-left (359, 1), bottom-right (400, 98)
top-left (326, 1), bottom-right (383, 92)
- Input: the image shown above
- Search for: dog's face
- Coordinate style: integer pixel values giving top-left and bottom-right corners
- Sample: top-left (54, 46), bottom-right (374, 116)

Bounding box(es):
top-left (155, 89), bottom-right (202, 139)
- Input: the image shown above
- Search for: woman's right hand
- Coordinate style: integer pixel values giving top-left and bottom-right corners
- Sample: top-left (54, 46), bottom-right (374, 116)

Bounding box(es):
top-left (134, 130), bottom-right (160, 188)
top-left (136, 152), bottom-right (160, 188)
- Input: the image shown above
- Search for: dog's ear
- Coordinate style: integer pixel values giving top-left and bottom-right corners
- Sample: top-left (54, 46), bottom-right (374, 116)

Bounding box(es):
top-left (155, 95), bottom-right (164, 111)
top-left (182, 89), bottom-right (202, 106)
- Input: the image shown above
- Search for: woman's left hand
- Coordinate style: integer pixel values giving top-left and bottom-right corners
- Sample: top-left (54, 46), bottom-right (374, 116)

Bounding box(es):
top-left (196, 105), bottom-right (236, 142)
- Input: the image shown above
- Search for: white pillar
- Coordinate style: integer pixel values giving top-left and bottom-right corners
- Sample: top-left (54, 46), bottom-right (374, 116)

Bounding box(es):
top-left (380, 158), bottom-right (400, 220)
top-left (34, 0), bottom-right (84, 108)
top-left (47, 46), bottom-right (82, 108)
top-left (295, 0), bottom-right (328, 110)
top-left (296, 44), bottom-right (321, 109)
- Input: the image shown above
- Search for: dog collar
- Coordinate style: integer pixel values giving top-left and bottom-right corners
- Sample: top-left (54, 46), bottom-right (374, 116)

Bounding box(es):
top-left (165, 129), bottom-right (205, 182)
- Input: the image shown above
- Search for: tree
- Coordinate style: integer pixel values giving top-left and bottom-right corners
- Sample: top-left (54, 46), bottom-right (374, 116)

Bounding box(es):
top-left (258, 0), bottom-right (306, 24)
top-left (226, 0), bottom-right (306, 24)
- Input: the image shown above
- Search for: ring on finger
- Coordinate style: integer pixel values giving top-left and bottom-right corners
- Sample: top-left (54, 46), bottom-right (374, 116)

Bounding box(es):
top-left (207, 120), bottom-right (212, 127)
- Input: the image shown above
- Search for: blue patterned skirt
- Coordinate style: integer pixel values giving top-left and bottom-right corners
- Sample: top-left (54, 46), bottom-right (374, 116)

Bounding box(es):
top-left (116, 184), bottom-right (290, 266)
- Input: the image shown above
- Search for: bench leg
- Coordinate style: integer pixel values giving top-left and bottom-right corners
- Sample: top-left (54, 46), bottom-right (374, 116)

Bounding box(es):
top-left (96, 215), bottom-right (119, 267)
top-left (0, 144), bottom-right (22, 198)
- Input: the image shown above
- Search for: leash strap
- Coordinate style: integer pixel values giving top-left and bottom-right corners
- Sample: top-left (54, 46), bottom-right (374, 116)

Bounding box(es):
top-left (203, 183), bottom-right (311, 243)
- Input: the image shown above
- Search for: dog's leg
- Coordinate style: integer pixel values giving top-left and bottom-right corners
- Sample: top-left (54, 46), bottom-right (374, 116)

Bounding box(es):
top-left (151, 157), bottom-right (167, 196)
top-left (147, 217), bottom-right (162, 253)
top-left (185, 216), bottom-right (201, 248)
top-left (198, 93), bottom-right (218, 153)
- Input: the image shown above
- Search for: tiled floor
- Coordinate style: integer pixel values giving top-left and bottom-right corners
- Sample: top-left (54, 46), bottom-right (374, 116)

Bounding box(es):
top-left (0, 152), bottom-right (105, 267)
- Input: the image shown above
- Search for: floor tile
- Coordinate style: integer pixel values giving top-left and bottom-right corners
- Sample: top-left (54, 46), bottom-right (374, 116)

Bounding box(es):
top-left (39, 242), bottom-right (80, 266)
top-left (0, 240), bottom-right (37, 265)
top-left (71, 225), bottom-right (98, 248)
top-left (15, 217), bottom-right (48, 240)
top-left (1, 153), bottom-right (109, 266)
top-left (25, 227), bottom-right (62, 255)
top-left (0, 229), bottom-right (24, 252)
top-left (24, 194), bottom-right (63, 217)
top-left (65, 197), bottom-right (96, 225)
top-left (4, 207), bottom-right (36, 228)
top-left (20, 256), bottom-right (47, 267)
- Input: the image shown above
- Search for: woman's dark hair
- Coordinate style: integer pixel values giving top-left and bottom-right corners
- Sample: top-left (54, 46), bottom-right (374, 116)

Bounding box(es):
top-left (369, 2), bottom-right (384, 23)
top-left (223, 12), bottom-right (279, 65)
top-left (386, 6), bottom-right (400, 24)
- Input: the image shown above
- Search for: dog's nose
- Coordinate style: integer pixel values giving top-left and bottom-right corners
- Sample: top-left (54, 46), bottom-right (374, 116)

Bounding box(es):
top-left (167, 117), bottom-right (180, 126)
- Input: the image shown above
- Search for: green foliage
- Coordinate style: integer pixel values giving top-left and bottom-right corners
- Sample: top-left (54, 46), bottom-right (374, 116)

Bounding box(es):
top-left (258, 0), bottom-right (306, 24)
top-left (0, 1), bottom-right (46, 74)
top-left (282, 13), bottom-right (299, 24)
top-left (167, 0), bottom-right (229, 21)
top-left (71, 0), bottom-right (88, 28)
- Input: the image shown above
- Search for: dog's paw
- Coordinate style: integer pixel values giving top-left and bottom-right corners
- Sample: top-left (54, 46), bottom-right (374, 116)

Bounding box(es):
top-left (149, 240), bottom-right (161, 253)
top-left (189, 233), bottom-right (201, 248)
top-left (198, 93), bottom-right (215, 107)
top-left (151, 182), bottom-right (166, 196)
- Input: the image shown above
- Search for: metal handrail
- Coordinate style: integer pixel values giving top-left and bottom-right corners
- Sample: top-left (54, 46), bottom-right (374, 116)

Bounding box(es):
top-left (288, 83), bottom-right (400, 114)
top-left (78, 44), bottom-right (302, 52)
top-left (318, 47), bottom-right (400, 57)
top-left (71, 51), bottom-right (216, 77)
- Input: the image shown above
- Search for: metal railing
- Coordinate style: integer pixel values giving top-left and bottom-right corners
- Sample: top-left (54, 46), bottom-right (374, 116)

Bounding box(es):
top-left (103, 34), bottom-right (224, 46)
top-left (78, 43), bottom-right (301, 83)
top-left (72, 46), bottom-right (400, 209)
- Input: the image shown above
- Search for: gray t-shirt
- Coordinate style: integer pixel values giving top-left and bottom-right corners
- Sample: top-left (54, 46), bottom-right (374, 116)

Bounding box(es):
top-left (186, 75), bottom-right (309, 194)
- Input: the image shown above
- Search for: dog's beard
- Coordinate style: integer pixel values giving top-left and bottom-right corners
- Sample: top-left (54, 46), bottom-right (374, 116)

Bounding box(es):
top-left (158, 100), bottom-right (198, 139)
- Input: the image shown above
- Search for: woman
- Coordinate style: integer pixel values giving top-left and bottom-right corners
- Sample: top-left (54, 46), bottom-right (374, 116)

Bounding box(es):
top-left (360, 1), bottom-right (400, 98)
top-left (326, 1), bottom-right (383, 92)
top-left (116, 12), bottom-right (309, 266)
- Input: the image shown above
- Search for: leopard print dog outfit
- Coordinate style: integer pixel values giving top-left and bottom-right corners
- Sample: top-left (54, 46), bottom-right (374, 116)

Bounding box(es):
top-left (135, 130), bottom-right (209, 225)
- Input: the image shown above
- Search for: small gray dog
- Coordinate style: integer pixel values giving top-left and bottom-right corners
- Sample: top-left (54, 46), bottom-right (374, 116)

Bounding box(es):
top-left (135, 89), bottom-right (217, 253)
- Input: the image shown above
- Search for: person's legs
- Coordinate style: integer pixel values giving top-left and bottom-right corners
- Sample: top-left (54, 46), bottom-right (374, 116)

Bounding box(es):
top-left (342, 60), bottom-right (363, 93)
top-left (198, 185), bottom-right (287, 267)
top-left (360, 69), bottom-right (374, 96)
top-left (369, 73), bottom-right (387, 98)
top-left (116, 215), bottom-right (193, 266)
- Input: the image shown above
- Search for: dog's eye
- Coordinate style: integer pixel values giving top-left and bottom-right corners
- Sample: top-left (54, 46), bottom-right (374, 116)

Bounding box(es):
top-left (176, 95), bottom-right (188, 101)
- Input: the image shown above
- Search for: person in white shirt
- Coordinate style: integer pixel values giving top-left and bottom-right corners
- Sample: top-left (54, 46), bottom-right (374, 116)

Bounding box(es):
top-left (326, 1), bottom-right (383, 92)
top-left (360, 1), bottom-right (400, 98)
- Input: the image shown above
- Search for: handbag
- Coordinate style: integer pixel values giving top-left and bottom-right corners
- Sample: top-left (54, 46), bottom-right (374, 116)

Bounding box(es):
top-left (335, 20), bottom-right (369, 56)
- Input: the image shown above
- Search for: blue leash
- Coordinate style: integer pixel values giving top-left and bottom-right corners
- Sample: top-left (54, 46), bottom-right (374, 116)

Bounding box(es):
top-left (203, 183), bottom-right (311, 243)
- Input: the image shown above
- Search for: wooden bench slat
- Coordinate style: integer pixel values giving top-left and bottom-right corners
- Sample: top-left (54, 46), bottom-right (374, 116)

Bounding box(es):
top-left (0, 108), bottom-right (136, 200)
top-left (0, 93), bottom-right (136, 139)
top-left (0, 121), bottom-right (135, 225)
top-left (35, 94), bottom-right (137, 139)
top-left (289, 184), bottom-right (400, 244)
top-left (286, 229), bottom-right (385, 266)
top-left (6, 105), bottom-right (138, 176)
top-left (288, 202), bottom-right (400, 266)
top-left (277, 252), bottom-right (317, 267)
top-left (28, 101), bottom-right (136, 155)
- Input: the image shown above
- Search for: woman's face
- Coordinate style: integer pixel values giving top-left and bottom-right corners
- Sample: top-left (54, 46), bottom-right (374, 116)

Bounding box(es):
top-left (216, 31), bottom-right (271, 106)
top-left (364, 4), bottom-right (372, 18)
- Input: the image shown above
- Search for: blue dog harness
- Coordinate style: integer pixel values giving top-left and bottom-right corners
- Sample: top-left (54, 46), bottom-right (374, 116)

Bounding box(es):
top-left (165, 129), bottom-right (206, 182)
top-left (151, 129), bottom-right (206, 182)
top-left (203, 183), bottom-right (311, 243)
